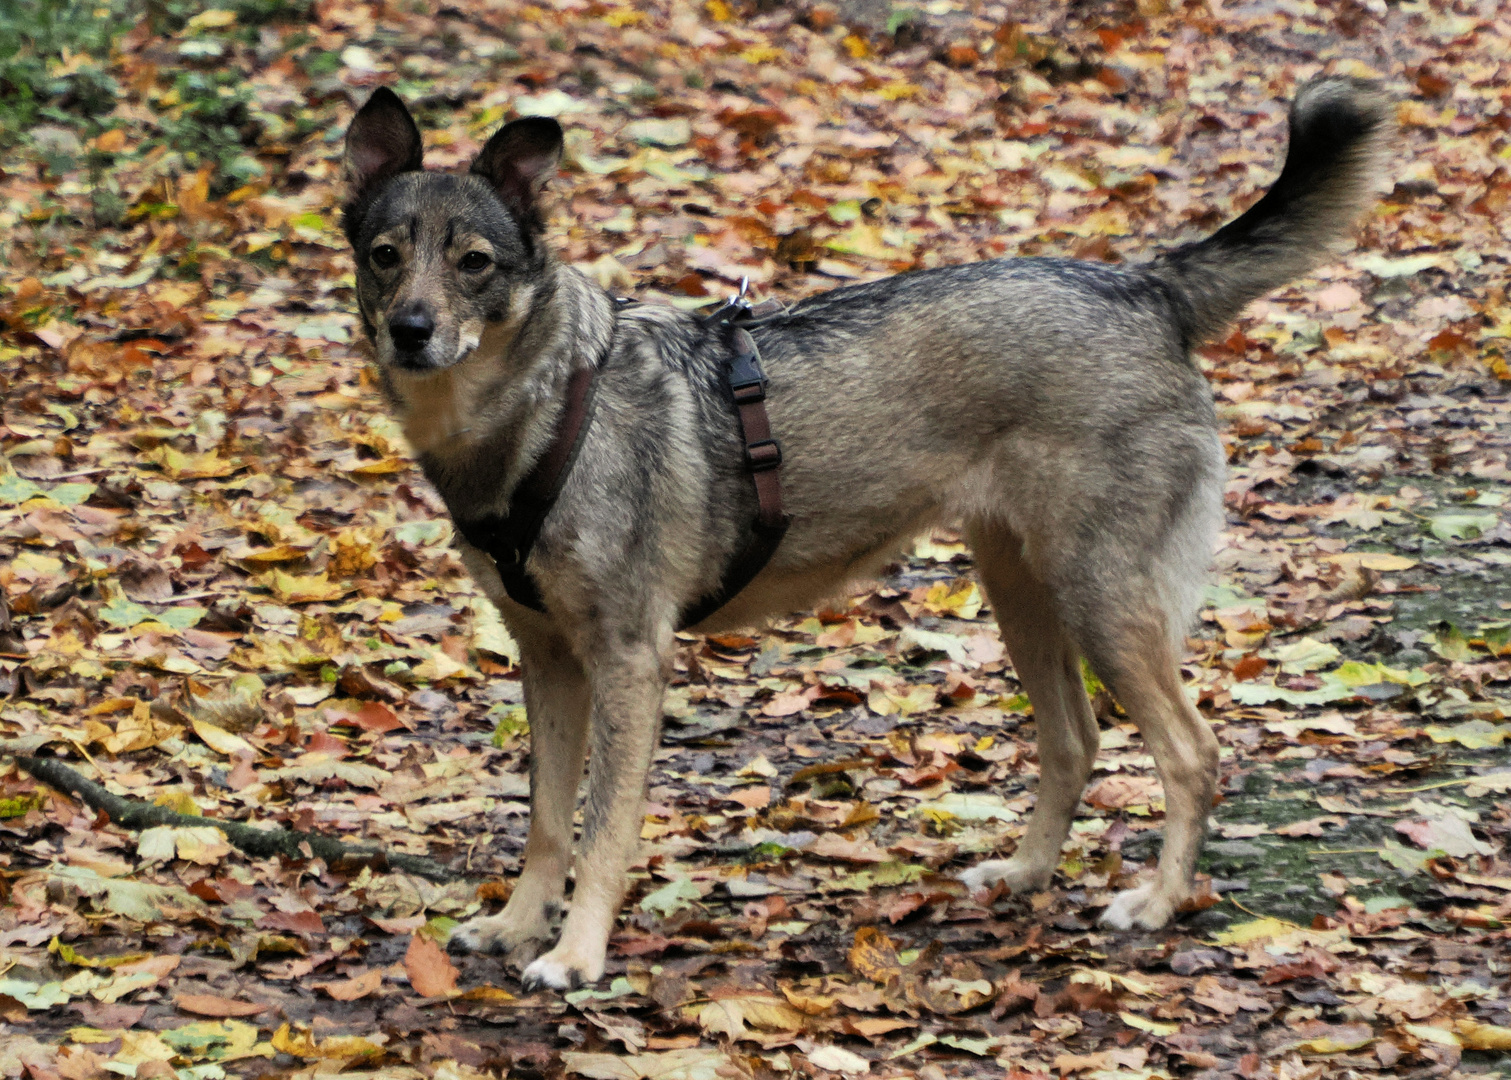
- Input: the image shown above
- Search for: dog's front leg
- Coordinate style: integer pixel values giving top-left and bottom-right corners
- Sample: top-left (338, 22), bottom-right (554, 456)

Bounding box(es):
top-left (451, 628), bottom-right (589, 965)
top-left (520, 634), bottom-right (670, 991)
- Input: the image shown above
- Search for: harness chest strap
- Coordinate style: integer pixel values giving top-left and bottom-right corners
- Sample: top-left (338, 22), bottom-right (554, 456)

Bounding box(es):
top-left (451, 364), bottom-right (597, 614)
top-left (453, 323), bottom-right (789, 630)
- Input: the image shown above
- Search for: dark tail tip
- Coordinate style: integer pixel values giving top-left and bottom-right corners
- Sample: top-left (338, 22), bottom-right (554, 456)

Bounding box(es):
top-left (1152, 77), bottom-right (1394, 344)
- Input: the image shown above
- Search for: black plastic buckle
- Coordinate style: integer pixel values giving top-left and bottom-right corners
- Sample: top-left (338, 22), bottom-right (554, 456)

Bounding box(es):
top-left (728, 351), bottom-right (766, 402)
top-left (745, 439), bottom-right (782, 471)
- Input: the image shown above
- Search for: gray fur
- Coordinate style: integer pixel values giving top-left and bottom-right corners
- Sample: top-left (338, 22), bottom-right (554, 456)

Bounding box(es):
top-left (340, 78), bottom-right (1393, 989)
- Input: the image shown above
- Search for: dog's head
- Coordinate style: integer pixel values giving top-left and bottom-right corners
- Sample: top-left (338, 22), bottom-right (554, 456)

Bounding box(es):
top-left (341, 88), bottom-right (562, 373)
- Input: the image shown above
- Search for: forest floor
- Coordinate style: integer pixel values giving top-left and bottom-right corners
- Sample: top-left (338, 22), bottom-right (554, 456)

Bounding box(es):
top-left (2, 0), bottom-right (1511, 1078)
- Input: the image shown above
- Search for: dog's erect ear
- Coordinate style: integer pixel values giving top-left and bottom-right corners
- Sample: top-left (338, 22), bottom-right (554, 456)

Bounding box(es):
top-left (345, 88), bottom-right (424, 200)
top-left (470, 117), bottom-right (564, 229)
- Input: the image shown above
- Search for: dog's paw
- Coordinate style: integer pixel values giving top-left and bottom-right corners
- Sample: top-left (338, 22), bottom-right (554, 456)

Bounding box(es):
top-left (1099, 882), bottom-right (1178, 931)
top-left (959, 857), bottom-right (1053, 896)
top-left (520, 945), bottom-right (604, 993)
top-left (449, 905), bottom-right (559, 960)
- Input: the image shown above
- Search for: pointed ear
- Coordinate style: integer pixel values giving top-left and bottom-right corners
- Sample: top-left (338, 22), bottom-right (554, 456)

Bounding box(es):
top-left (345, 88), bottom-right (423, 200)
top-left (470, 117), bottom-right (564, 229)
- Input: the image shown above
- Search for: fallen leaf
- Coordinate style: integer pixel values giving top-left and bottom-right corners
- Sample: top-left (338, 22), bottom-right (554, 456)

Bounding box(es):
top-left (403, 933), bottom-right (459, 998)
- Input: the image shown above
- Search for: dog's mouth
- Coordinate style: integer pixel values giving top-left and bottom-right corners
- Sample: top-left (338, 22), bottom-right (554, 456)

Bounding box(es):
top-left (385, 326), bottom-right (481, 373)
top-left (391, 351), bottom-right (442, 373)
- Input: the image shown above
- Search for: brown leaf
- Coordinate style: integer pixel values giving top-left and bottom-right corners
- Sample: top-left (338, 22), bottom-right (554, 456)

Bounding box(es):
top-left (174, 994), bottom-right (267, 1017)
top-left (1275, 815), bottom-right (1347, 838)
top-left (404, 933), bottom-right (459, 998)
top-left (312, 969), bottom-right (383, 1001)
top-left (258, 910), bottom-right (324, 935)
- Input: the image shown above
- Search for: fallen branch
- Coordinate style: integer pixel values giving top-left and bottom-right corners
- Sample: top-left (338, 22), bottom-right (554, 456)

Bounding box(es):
top-left (15, 754), bottom-right (465, 883)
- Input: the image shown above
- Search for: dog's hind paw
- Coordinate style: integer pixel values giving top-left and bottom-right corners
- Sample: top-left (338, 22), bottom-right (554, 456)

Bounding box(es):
top-left (1099, 882), bottom-right (1179, 931)
top-left (959, 857), bottom-right (1053, 896)
top-left (520, 947), bottom-right (602, 993)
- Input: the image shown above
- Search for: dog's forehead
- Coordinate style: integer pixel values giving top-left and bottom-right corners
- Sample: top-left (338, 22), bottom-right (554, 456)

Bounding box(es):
top-left (363, 173), bottom-right (520, 248)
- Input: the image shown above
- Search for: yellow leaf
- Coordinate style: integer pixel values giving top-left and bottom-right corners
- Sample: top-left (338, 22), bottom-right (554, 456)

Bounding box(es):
top-left (191, 717), bottom-right (253, 757)
top-left (412, 651), bottom-right (473, 682)
top-left (694, 996), bottom-right (810, 1040)
top-left (186, 8), bottom-right (236, 28)
top-left (739, 45), bottom-right (783, 64)
top-left (150, 446), bottom-right (239, 480)
top-left (1403, 1023), bottom-right (1461, 1048)
top-left (265, 570), bottom-right (348, 604)
top-left (233, 544), bottom-right (312, 566)
top-left (1325, 552), bottom-right (1417, 572)
top-left (1298, 1034), bottom-right (1373, 1053)
top-left (842, 33), bottom-right (869, 58)
top-left (705, 0), bottom-right (732, 20)
top-left (1457, 1018), bottom-right (1511, 1050)
top-left (921, 580), bottom-right (982, 619)
top-left (1071, 968), bottom-right (1156, 996)
top-left (153, 790), bottom-right (202, 816)
top-left (271, 1023), bottom-right (384, 1060)
top-left (1209, 917), bottom-right (1300, 946)
top-left (112, 1031), bottom-right (176, 1067)
top-left (1119, 1011), bottom-right (1179, 1036)
top-left (160, 1019), bottom-right (270, 1062)
top-left (878, 81), bottom-right (920, 100)
top-left (49, 938), bottom-right (101, 968)
top-left (343, 457), bottom-right (407, 476)
top-left (602, 6), bottom-right (645, 25)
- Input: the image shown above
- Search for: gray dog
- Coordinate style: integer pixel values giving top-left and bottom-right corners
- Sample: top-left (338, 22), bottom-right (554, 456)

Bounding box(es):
top-left (340, 78), bottom-right (1391, 990)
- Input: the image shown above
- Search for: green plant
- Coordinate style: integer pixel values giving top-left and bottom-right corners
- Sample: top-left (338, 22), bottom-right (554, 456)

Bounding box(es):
top-left (0, 0), bottom-right (131, 141)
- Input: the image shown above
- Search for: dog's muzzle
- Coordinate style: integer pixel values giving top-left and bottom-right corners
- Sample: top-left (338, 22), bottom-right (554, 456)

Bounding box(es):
top-left (390, 303), bottom-right (437, 369)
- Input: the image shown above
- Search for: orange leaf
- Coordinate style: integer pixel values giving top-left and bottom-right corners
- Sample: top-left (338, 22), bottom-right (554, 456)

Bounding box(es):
top-left (327, 700), bottom-right (403, 734)
top-left (727, 785), bottom-right (771, 810)
top-left (404, 933), bottom-right (459, 998)
top-left (174, 993), bottom-right (266, 1017)
top-left (313, 969), bottom-right (383, 1002)
top-left (848, 927), bottom-right (902, 985)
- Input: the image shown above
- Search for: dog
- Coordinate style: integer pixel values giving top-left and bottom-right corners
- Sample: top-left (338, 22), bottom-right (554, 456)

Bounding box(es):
top-left (339, 78), bottom-right (1391, 990)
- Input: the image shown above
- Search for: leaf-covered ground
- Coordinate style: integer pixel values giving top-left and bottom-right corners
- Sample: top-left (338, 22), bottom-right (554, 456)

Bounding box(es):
top-left (3, 0), bottom-right (1511, 1077)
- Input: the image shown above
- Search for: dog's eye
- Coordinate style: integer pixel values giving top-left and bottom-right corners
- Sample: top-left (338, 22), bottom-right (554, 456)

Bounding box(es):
top-left (370, 244), bottom-right (399, 269)
top-left (459, 251), bottom-right (492, 273)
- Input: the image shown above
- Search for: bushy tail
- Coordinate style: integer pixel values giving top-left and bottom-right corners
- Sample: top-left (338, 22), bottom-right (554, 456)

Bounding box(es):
top-left (1150, 77), bottom-right (1394, 344)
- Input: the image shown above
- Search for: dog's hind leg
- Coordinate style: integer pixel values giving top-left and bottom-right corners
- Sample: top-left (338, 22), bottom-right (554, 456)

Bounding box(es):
top-left (959, 524), bottom-right (1101, 897)
top-left (451, 626), bottom-right (589, 966)
top-left (1086, 615), bottom-right (1219, 930)
top-left (520, 630), bottom-right (672, 991)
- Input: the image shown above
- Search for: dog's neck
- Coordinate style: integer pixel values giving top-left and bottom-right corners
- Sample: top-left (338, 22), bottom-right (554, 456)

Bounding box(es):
top-left (382, 261), bottom-right (615, 515)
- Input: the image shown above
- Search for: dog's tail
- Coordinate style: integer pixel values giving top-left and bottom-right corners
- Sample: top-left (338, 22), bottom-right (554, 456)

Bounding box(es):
top-left (1149, 77), bottom-right (1394, 344)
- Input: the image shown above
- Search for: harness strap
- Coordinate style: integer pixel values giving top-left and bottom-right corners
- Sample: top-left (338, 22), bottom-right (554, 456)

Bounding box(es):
top-left (454, 307), bottom-right (789, 629)
top-left (452, 364), bottom-right (598, 614)
top-left (678, 325), bottom-right (789, 628)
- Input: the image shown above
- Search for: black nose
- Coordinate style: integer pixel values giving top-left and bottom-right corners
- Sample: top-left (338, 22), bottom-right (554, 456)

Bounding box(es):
top-left (390, 306), bottom-right (434, 354)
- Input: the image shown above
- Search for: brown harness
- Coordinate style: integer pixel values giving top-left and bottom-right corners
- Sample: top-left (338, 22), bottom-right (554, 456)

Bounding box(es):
top-left (452, 299), bottom-right (789, 630)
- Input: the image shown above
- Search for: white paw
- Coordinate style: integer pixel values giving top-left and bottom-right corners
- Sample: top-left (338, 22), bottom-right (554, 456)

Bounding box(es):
top-left (959, 857), bottom-right (1053, 896)
top-left (521, 947), bottom-right (603, 992)
top-left (1099, 881), bottom-right (1178, 930)
top-left (449, 903), bottom-right (559, 960)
